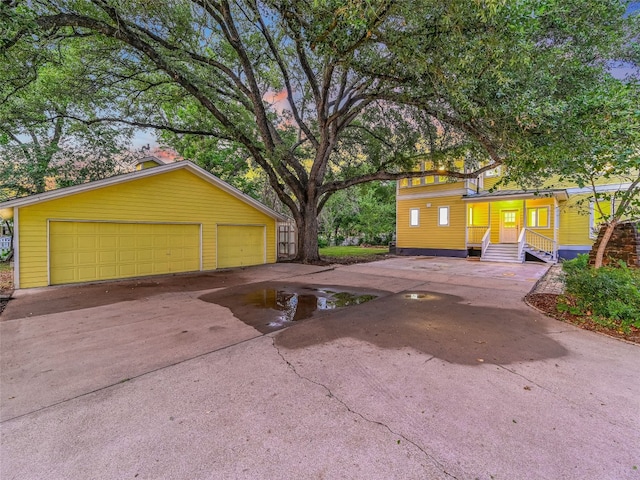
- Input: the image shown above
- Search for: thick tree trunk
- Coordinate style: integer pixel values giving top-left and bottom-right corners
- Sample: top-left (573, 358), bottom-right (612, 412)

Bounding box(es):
top-left (294, 204), bottom-right (321, 263)
top-left (594, 221), bottom-right (617, 269)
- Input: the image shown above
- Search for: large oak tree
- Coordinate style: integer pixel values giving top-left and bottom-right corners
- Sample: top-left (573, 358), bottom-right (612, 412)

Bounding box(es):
top-left (1, 0), bottom-right (634, 261)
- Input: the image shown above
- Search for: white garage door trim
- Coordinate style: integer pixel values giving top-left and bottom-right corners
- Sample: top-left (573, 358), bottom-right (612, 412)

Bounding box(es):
top-left (47, 219), bottom-right (203, 285)
top-left (216, 224), bottom-right (267, 268)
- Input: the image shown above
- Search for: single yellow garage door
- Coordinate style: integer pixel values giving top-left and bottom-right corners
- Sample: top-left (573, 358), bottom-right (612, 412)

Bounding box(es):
top-left (49, 222), bottom-right (200, 285)
top-left (217, 225), bottom-right (265, 268)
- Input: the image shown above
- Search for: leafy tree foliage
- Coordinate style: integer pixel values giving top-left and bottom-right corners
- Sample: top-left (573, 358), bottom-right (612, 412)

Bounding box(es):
top-left (0, 37), bottom-right (136, 200)
top-left (511, 77), bottom-right (640, 268)
top-left (319, 181), bottom-right (395, 246)
top-left (1, 0), bottom-right (635, 261)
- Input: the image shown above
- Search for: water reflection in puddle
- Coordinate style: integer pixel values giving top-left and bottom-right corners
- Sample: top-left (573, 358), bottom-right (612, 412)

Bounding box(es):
top-left (403, 293), bottom-right (439, 300)
top-left (245, 288), bottom-right (377, 330)
top-left (199, 285), bottom-right (378, 333)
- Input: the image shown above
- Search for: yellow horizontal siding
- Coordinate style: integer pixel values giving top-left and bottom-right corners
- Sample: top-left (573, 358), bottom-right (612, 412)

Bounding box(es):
top-left (397, 195), bottom-right (466, 250)
top-left (558, 195), bottom-right (596, 246)
top-left (468, 203), bottom-right (489, 226)
top-left (467, 203), bottom-right (489, 243)
top-left (398, 181), bottom-right (466, 195)
top-left (483, 176), bottom-right (502, 191)
top-left (17, 169), bottom-right (277, 288)
top-left (537, 173), bottom-right (633, 190)
top-left (487, 174), bottom-right (632, 191)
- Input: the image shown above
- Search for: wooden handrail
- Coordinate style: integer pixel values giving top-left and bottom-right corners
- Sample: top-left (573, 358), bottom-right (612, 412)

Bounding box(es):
top-left (524, 228), bottom-right (557, 261)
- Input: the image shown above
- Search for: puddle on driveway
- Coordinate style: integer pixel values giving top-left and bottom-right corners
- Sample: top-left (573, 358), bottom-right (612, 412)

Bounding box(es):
top-left (275, 290), bottom-right (570, 366)
top-left (199, 284), bottom-right (378, 333)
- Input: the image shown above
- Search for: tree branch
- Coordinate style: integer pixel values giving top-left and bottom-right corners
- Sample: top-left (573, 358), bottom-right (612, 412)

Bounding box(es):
top-left (248, 0), bottom-right (318, 151)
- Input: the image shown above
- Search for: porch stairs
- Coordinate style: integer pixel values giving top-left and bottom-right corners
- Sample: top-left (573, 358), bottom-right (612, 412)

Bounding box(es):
top-left (481, 243), bottom-right (521, 263)
top-left (523, 246), bottom-right (556, 263)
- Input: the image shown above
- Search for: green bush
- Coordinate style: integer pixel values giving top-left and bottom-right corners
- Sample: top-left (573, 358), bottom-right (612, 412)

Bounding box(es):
top-left (562, 255), bottom-right (640, 328)
top-left (317, 237), bottom-right (329, 249)
top-left (561, 253), bottom-right (589, 276)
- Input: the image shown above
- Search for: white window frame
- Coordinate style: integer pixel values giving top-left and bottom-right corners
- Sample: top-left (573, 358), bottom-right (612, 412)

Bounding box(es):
top-left (526, 206), bottom-right (550, 229)
top-left (438, 206), bottom-right (450, 226)
top-left (410, 176), bottom-right (424, 187)
top-left (410, 208), bottom-right (420, 227)
top-left (484, 166), bottom-right (501, 178)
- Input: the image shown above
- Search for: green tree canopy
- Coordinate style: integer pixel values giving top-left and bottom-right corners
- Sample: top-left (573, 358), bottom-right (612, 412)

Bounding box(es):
top-left (2, 0), bottom-right (635, 261)
top-left (0, 36), bottom-right (136, 200)
top-left (515, 77), bottom-right (640, 268)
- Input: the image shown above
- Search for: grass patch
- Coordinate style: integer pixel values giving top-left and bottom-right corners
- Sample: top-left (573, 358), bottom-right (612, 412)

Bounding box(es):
top-left (320, 246), bottom-right (388, 258)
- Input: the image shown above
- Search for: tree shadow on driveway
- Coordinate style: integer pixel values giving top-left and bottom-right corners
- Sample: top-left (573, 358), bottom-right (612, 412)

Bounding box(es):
top-left (274, 290), bottom-right (569, 366)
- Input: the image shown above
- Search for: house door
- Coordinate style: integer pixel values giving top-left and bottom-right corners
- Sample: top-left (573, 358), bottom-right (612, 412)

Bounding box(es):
top-left (500, 210), bottom-right (519, 243)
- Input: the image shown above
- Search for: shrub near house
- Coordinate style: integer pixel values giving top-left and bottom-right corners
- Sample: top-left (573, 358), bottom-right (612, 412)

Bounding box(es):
top-left (562, 255), bottom-right (640, 330)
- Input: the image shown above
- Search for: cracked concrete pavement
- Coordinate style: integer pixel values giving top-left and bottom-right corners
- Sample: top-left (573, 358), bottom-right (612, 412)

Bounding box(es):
top-left (1, 257), bottom-right (639, 480)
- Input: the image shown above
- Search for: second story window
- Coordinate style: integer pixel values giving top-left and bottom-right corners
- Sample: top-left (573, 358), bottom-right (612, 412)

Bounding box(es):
top-left (485, 166), bottom-right (501, 178)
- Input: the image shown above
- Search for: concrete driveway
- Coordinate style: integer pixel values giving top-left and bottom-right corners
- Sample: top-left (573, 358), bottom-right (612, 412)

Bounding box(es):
top-left (1, 258), bottom-right (639, 480)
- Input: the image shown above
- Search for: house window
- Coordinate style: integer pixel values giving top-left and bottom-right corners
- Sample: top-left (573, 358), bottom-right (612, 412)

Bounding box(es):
top-left (468, 206), bottom-right (474, 226)
top-left (485, 166), bottom-right (501, 177)
top-left (438, 206), bottom-right (449, 226)
top-left (589, 200), bottom-right (613, 239)
top-left (410, 208), bottom-right (420, 226)
top-left (527, 207), bottom-right (550, 228)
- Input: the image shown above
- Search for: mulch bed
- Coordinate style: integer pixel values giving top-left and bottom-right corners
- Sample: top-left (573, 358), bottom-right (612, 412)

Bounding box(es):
top-left (0, 296), bottom-right (11, 316)
top-left (526, 293), bottom-right (640, 344)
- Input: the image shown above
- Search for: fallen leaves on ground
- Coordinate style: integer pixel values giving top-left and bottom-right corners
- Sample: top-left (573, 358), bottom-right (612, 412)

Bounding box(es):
top-left (526, 293), bottom-right (640, 345)
top-left (0, 266), bottom-right (12, 295)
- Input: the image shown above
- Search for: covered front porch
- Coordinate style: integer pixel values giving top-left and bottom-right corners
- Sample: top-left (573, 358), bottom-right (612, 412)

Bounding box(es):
top-left (463, 189), bottom-right (568, 263)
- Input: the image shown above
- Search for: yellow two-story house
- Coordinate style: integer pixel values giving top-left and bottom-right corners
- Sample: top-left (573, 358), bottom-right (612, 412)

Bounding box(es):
top-left (396, 163), bottom-right (630, 263)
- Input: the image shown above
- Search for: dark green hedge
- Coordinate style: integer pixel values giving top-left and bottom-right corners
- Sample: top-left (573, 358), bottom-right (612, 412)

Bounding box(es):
top-left (562, 254), bottom-right (640, 328)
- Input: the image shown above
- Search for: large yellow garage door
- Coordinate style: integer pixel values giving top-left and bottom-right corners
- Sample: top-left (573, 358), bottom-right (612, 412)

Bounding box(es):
top-left (217, 225), bottom-right (265, 268)
top-left (49, 222), bottom-right (200, 285)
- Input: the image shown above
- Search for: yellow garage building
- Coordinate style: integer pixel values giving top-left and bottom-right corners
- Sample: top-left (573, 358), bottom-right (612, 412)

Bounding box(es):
top-left (0, 159), bottom-right (287, 289)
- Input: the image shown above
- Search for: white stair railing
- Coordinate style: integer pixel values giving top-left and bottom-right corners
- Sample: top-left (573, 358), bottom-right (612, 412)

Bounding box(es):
top-left (517, 228), bottom-right (526, 261)
top-left (524, 229), bottom-right (557, 261)
top-left (467, 225), bottom-right (489, 244)
top-left (481, 228), bottom-right (491, 256)
top-left (0, 236), bottom-right (11, 250)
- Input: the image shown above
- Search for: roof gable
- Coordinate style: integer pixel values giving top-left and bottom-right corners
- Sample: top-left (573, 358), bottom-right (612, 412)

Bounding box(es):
top-left (0, 161), bottom-right (288, 221)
